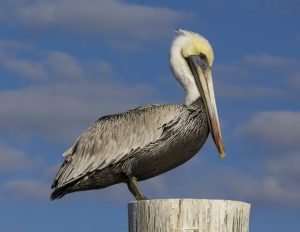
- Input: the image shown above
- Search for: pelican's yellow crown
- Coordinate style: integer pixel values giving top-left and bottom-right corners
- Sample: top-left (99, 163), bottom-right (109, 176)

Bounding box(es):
top-left (180, 31), bottom-right (214, 67)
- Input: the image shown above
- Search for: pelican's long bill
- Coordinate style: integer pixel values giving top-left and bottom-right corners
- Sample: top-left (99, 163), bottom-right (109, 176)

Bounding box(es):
top-left (186, 55), bottom-right (226, 159)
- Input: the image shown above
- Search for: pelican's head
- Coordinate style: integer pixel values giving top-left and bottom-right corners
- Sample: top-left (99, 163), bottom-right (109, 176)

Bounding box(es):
top-left (170, 29), bottom-right (225, 159)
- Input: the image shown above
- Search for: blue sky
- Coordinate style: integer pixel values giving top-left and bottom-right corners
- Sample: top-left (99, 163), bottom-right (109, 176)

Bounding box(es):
top-left (0, 0), bottom-right (300, 231)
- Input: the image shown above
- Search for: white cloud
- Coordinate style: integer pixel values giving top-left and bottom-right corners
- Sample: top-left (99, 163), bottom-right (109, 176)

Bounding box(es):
top-left (45, 51), bottom-right (83, 79)
top-left (1, 180), bottom-right (49, 201)
top-left (213, 110), bottom-right (300, 207)
top-left (243, 54), bottom-right (299, 71)
top-left (0, 38), bottom-right (156, 147)
top-left (0, 81), bottom-right (155, 144)
top-left (86, 60), bottom-right (115, 78)
top-left (0, 142), bottom-right (31, 172)
top-left (215, 81), bottom-right (285, 99)
top-left (266, 152), bottom-right (300, 180)
top-left (220, 171), bottom-right (300, 207)
top-left (149, 164), bottom-right (300, 208)
top-left (215, 64), bottom-right (248, 78)
top-left (0, 41), bottom-right (84, 80)
top-left (0, 8), bottom-right (6, 22)
top-left (235, 111), bottom-right (300, 151)
top-left (0, 39), bottom-right (33, 52)
top-left (288, 71), bottom-right (300, 90)
top-left (0, 48), bottom-right (48, 80)
top-left (0, 38), bottom-right (138, 83)
top-left (123, 147), bottom-right (300, 209)
top-left (3, 0), bottom-right (185, 40)
top-left (215, 54), bottom-right (297, 82)
top-left (213, 54), bottom-right (300, 100)
top-left (0, 148), bottom-right (55, 202)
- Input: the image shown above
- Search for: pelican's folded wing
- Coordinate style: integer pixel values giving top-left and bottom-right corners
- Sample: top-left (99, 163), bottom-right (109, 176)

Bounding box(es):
top-left (51, 104), bottom-right (185, 189)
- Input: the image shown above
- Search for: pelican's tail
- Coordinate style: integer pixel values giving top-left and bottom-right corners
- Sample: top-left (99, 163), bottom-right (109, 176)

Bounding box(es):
top-left (50, 187), bottom-right (66, 200)
top-left (50, 182), bottom-right (78, 200)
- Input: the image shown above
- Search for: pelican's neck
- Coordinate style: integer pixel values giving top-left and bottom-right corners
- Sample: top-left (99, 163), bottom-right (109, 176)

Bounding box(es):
top-left (169, 35), bottom-right (200, 106)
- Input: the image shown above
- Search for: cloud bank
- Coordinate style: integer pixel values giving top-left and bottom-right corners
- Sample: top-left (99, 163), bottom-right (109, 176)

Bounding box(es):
top-left (1, 0), bottom-right (185, 40)
top-left (236, 111), bottom-right (300, 151)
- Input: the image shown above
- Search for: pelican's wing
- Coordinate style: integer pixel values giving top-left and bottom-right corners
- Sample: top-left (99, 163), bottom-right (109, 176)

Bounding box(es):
top-left (52, 104), bottom-right (184, 189)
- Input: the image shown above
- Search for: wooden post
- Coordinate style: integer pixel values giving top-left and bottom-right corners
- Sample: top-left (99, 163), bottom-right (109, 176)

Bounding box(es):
top-left (128, 199), bottom-right (250, 232)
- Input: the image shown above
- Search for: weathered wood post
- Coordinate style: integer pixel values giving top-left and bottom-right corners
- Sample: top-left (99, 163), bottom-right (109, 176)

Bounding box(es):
top-left (128, 199), bottom-right (250, 232)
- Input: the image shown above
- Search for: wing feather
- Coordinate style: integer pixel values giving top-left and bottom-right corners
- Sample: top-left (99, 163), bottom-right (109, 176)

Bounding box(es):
top-left (52, 104), bottom-right (184, 188)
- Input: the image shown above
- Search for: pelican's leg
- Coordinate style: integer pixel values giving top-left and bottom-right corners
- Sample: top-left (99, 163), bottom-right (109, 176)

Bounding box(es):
top-left (127, 176), bottom-right (148, 201)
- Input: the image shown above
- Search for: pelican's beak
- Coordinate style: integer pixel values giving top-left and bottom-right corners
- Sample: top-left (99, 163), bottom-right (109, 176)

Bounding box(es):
top-left (186, 55), bottom-right (226, 159)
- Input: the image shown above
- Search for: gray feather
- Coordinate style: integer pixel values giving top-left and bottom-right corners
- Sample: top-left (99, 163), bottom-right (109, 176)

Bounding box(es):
top-left (53, 104), bottom-right (182, 186)
top-left (51, 98), bottom-right (209, 198)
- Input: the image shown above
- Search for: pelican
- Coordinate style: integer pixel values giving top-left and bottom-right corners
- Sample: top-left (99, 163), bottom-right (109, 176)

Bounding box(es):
top-left (51, 29), bottom-right (225, 201)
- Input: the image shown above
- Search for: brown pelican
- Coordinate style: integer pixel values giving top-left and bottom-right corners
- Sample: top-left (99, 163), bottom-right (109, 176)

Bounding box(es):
top-left (51, 29), bottom-right (225, 201)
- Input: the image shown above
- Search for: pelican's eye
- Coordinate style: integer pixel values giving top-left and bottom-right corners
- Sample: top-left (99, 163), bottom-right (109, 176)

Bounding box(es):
top-left (199, 53), bottom-right (207, 62)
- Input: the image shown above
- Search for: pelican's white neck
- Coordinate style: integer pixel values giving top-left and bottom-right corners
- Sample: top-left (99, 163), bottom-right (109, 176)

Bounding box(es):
top-left (169, 35), bottom-right (200, 106)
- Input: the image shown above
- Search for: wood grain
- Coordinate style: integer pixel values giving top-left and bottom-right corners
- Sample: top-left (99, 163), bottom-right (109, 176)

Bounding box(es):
top-left (128, 199), bottom-right (250, 232)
